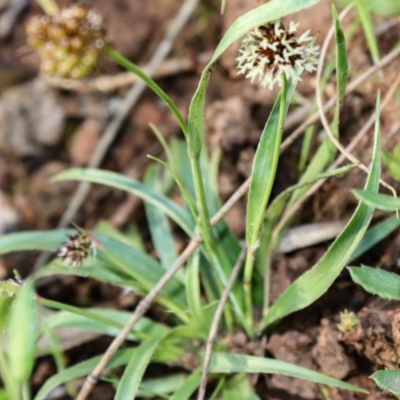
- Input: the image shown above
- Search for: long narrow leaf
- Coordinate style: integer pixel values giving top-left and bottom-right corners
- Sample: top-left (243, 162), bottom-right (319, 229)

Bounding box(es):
top-left (144, 165), bottom-right (180, 273)
top-left (8, 281), bottom-right (38, 384)
top-left (170, 370), bottom-right (201, 400)
top-left (349, 215), bottom-right (400, 261)
top-left (352, 190), bottom-right (400, 211)
top-left (247, 76), bottom-right (298, 246)
top-left (52, 168), bottom-right (195, 235)
top-left (115, 333), bottom-right (167, 400)
top-left (209, 352), bottom-right (365, 393)
top-left (34, 349), bottom-right (135, 400)
top-left (333, 5), bottom-right (348, 105)
top-left (261, 93), bottom-right (381, 329)
top-left (0, 229), bottom-right (74, 254)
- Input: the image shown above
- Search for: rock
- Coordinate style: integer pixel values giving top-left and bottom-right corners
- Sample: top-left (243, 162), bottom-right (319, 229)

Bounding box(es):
top-left (69, 118), bottom-right (101, 165)
top-left (205, 96), bottom-right (255, 151)
top-left (312, 319), bottom-right (354, 379)
top-left (0, 79), bottom-right (65, 156)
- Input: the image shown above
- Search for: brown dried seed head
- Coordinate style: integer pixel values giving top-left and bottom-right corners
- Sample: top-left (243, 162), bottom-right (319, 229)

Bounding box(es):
top-left (26, 4), bottom-right (111, 79)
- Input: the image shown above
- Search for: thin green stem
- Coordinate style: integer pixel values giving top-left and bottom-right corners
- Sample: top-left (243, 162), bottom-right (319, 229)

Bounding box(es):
top-left (108, 49), bottom-right (188, 137)
top-left (190, 157), bottom-right (214, 244)
top-left (189, 156), bottom-right (250, 332)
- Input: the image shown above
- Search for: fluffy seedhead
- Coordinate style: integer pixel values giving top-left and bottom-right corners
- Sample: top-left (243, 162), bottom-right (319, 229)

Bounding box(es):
top-left (57, 230), bottom-right (95, 268)
top-left (236, 21), bottom-right (319, 89)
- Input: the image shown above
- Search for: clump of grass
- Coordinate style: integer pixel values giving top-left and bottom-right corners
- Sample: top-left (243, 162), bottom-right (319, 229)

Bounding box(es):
top-left (0, 0), bottom-right (396, 398)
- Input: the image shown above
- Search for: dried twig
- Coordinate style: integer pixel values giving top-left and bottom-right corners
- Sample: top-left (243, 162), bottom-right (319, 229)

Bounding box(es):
top-left (197, 245), bottom-right (247, 400)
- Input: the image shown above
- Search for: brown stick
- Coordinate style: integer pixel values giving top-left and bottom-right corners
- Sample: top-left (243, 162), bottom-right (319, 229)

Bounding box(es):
top-left (197, 245), bottom-right (247, 400)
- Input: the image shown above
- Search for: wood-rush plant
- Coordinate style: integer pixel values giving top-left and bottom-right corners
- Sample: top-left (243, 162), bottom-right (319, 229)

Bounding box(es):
top-left (0, 0), bottom-right (391, 398)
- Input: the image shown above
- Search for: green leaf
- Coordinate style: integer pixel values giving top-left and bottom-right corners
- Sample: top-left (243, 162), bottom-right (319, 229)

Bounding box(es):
top-left (42, 308), bottom-right (169, 345)
top-left (222, 374), bottom-right (261, 400)
top-left (0, 229), bottom-right (74, 254)
top-left (108, 50), bottom-right (187, 137)
top-left (371, 370), bottom-right (400, 396)
top-left (349, 266), bottom-right (400, 300)
top-left (336, 0), bottom-right (400, 16)
top-left (144, 164), bottom-right (180, 273)
top-left (185, 251), bottom-right (207, 332)
top-left (355, 0), bottom-right (380, 66)
top-left (349, 215), bottom-right (400, 262)
top-left (137, 374), bottom-right (187, 397)
top-left (383, 149), bottom-right (400, 181)
top-left (352, 190), bottom-right (400, 211)
top-left (257, 164), bottom-right (356, 275)
top-left (34, 349), bottom-right (135, 400)
top-left (52, 168), bottom-right (195, 235)
top-left (209, 353), bottom-right (366, 393)
top-left (332, 5), bottom-right (348, 105)
top-left (261, 93), bottom-right (381, 329)
top-left (170, 370), bottom-right (201, 400)
top-left (8, 281), bottom-right (38, 383)
top-left (115, 333), bottom-right (167, 400)
top-left (246, 78), bottom-right (292, 246)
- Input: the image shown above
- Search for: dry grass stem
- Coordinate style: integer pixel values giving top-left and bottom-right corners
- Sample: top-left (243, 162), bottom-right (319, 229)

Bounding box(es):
top-left (197, 245), bottom-right (247, 400)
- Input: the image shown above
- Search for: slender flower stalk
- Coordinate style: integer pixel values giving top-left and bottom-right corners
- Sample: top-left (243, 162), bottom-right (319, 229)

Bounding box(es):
top-left (236, 21), bottom-right (319, 89)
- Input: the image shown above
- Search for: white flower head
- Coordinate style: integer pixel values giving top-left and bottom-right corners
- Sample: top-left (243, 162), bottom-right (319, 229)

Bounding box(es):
top-left (236, 21), bottom-right (319, 90)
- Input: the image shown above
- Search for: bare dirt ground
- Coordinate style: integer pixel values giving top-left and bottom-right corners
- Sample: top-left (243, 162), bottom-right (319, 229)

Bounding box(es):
top-left (1, 0), bottom-right (400, 398)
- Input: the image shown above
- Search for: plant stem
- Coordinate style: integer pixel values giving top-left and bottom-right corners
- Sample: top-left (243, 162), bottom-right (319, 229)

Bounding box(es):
top-left (189, 156), bottom-right (236, 329)
top-left (190, 157), bottom-right (214, 244)
top-left (108, 50), bottom-right (188, 137)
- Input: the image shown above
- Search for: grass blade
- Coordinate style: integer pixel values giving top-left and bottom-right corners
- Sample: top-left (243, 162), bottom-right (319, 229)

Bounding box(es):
top-left (144, 165), bottom-right (180, 273)
top-left (352, 190), bottom-right (400, 211)
top-left (52, 168), bottom-right (195, 235)
top-left (8, 281), bottom-right (38, 385)
top-left (34, 349), bottom-right (135, 400)
top-left (170, 369), bottom-right (201, 400)
top-left (115, 334), bottom-right (167, 400)
top-left (209, 352), bottom-right (366, 393)
top-left (349, 215), bottom-right (400, 261)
